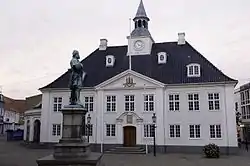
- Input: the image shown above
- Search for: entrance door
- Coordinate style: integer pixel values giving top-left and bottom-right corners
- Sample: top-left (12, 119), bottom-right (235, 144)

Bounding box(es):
top-left (33, 120), bottom-right (41, 143)
top-left (123, 126), bottom-right (136, 147)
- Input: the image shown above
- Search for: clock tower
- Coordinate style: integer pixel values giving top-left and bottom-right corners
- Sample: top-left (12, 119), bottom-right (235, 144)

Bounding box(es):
top-left (128, 0), bottom-right (154, 56)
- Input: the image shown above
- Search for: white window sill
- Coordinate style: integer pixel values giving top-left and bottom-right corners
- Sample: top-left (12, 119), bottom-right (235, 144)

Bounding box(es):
top-left (168, 137), bottom-right (181, 139)
top-left (208, 109), bottom-right (221, 112)
top-left (104, 112), bottom-right (117, 114)
top-left (188, 110), bottom-right (200, 112)
top-left (189, 137), bottom-right (201, 140)
top-left (209, 137), bottom-right (223, 140)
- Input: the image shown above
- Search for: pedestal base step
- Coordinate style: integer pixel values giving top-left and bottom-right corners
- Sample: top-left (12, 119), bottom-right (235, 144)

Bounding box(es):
top-left (37, 152), bottom-right (104, 166)
top-left (105, 147), bottom-right (146, 154)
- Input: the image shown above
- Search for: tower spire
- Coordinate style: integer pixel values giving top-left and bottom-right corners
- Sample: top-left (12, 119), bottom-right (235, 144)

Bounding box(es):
top-left (134, 0), bottom-right (149, 21)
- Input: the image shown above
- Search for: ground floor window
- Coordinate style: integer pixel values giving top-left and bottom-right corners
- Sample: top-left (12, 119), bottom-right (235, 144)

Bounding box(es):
top-left (52, 124), bottom-right (61, 136)
top-left (144, 124), bottom-right (155, 137)
top-left (84, 124), bottom-right (93, 136)
top-left (210, 124), bottom-right (222, 138)
top-left (169, 124), bottom-right (180, 138)
top-left (106, 124), bottom-right (116, 136)
top-left (189, 124), bottom-right (200, 138)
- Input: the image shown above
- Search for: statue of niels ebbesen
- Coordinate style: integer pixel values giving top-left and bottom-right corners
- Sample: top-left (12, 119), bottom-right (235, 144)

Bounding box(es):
top-left (69, 50), bottom-right (86, 106)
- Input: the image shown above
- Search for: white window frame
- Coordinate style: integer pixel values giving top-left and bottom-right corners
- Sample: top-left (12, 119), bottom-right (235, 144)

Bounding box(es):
top-left (106, 95), bottom-right (116, 112)
top-left (52, 124), bottom-right (61, 136)
top-left (241, 90), bottom-right (250, 119)
top-left (125, 95), bottom-right (135, 112)
top-left (208, 93), bottom-right (220, 111)
top-left (158, 52), bottom-right (168, 64)
top-left (169, 94), bottom-right (180, 111)
top-left (210, 124), bottom-right (222, 139)
top-left (188, 93), bottom-right (199, 111)
top-left (169, 124), bottom-right (181, 138)
top-left (84, 96), bottom-right (94, 112)
top-left (144, 124), bottom-right (155, 138)
top-left (106, 55), bottom-right (115, 67)
top-left (53, 97), bottom-right (62, 112)
top-left (144, 94), bottom-right (154, 112)
top-left (187, 63), bottom-right (200, 77)
top-left (189, 124), bottom-right (201, 139)
top-left (106, 124), bottom-right (116, 137)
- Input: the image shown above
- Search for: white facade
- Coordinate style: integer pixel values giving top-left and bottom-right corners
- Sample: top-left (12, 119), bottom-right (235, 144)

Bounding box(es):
top-left (39, 70), bottom-right (237, 150)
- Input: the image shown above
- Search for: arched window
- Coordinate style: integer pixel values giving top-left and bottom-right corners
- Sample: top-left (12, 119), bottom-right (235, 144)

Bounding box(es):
top-left (138, 20), bottom-right (142, 28)
top-left (187, 63), bottom-right (201, 77)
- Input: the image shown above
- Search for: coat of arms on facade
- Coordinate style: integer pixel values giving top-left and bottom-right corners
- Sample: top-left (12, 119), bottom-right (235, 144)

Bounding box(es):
top-left (123, 76), bottom-right (136, 87)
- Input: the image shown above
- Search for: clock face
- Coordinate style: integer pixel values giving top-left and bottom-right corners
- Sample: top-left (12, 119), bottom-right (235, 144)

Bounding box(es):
top-left (133, 40), bottom-right (145, 51)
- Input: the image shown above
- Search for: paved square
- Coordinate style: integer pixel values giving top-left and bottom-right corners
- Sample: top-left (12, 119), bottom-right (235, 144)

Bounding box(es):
top-left (1, 137), bottom-right (250, 166)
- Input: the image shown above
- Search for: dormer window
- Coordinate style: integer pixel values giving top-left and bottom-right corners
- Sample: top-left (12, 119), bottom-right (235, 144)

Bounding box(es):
top-left (187, 63), bottom-right (200, 77)
top-left (106, 55), bottom-right (115, 67)
top-left (158, 52), bottom-right (168, 64)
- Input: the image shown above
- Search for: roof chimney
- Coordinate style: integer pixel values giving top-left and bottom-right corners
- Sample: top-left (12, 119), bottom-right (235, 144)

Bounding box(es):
top-left (99, 39), bottom-right (108, 50)
top-left (178, 32), bottom-right (185, 45)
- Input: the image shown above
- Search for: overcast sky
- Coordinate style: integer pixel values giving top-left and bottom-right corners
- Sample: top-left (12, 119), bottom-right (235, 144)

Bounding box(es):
top-left (0, 0), bottom-right (250, 99)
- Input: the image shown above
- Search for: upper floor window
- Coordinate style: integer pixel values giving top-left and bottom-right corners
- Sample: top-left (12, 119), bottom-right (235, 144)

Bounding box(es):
top-left (187, 63), bottom-right (200, 77)
top-left (106, 96), bottom-right (116, 112)
top-left (84, 96), bottom-right (94, 112)
top-left (188, 93), bottom-right (199, 111)
top-left (53, 97), bottom-right (62, 112)
top-left (125, 95), bottom-right (135, 112)
top-left (169, 94), bottom-right (180, 111)
top-left (144, 94), bottom-right (154, 112)
top-left (208, 93), bottom-right (220, 110)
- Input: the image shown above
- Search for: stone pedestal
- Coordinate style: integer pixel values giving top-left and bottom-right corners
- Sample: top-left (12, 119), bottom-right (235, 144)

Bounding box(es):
top-left (37, 105), bottom-right (104, 166)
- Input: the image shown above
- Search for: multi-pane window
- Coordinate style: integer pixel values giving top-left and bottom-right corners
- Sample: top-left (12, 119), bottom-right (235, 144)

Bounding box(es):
top-left (125, 95), bottom-right (135, 112)
top-left (208, 93), bottom-right (220, 110)
top-left (188, 94), bottom-right (199, 111)
top-left (53, 97), bottom-right (62, 112)
top-left (144, 94), bottom-right (154, 112)
top-left (187, 64), bottom-right (200, 77)
top-left (52, 124), bottom-right (61, 136)
top-left (210, 125), bottom-right (222, 138)
top-left (169, 125), bottom-right (181, 138)
top-left (169, 94), bottom-right (180, 111)
top-left (84, 124), bottom-right (93, 136)
top-left (189, 125), bottom-right (201, 138)
top-left (241, 90), bottom-right (250, 119)
top-left (106, 96), bottom-right (116, 112)
top-left (144, 124), bottom-right (155, 137)
top-left (84, 96), bottom-right (94, 112)
top-left (106, 124), bottom-right (116, 136)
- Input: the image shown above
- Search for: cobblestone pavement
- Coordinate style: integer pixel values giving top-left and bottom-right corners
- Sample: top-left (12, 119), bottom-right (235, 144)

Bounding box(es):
top-left (1, 136), bottom-right (250, 166)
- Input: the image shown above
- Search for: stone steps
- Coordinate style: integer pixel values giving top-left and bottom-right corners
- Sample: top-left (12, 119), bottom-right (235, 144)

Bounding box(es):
top-left (105, 146), bottom-right (146, 154)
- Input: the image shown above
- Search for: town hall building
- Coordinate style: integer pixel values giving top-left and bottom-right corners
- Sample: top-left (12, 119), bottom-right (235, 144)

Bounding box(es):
top-left (25, 0), bottom-right (238, 153)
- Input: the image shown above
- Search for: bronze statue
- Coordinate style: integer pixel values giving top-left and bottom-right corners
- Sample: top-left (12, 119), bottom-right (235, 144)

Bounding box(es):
top-left (69, 50), bottom-right (86, 105)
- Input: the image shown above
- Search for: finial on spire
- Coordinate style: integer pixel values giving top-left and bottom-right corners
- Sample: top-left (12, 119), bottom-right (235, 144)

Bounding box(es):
top-left (134, 0), bottom-right (149, 21)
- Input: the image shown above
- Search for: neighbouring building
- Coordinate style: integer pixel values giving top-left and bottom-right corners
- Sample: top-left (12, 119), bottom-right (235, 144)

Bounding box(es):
top-left (234, 82), bottom-right (250, 141)
top-left (2, 96), bottom-right (27, 132)
top-left (0, 92), bottom-right (4, 134)
top-left (33, 0), bottom-right (238, 153)
top-left (23, 94), bottom-right (42, 142)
